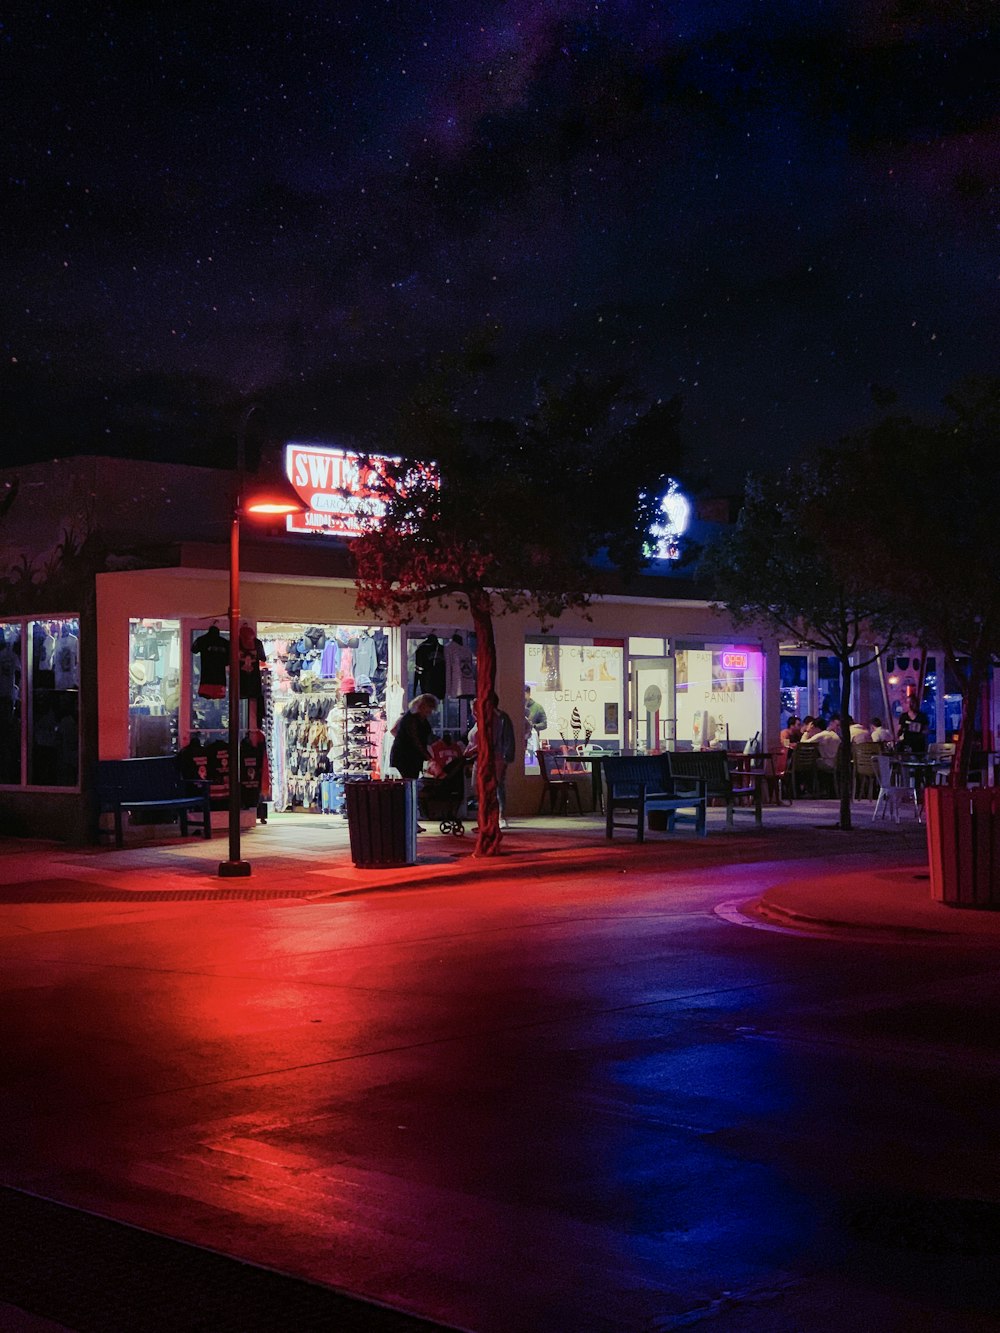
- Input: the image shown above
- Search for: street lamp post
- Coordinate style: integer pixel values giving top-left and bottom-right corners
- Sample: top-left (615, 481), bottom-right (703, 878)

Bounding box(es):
top-left (218, 409), bottom-right (304, 878)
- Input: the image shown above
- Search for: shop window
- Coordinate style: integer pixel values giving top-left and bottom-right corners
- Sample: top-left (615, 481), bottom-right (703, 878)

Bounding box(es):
top-left (128, 618), bottom-right (181, 757)
top-left (779, 654), bottom-right (807, 731)
top-left (405, 628), bottom-right (477, 737)
top-left (190, 623), bottom-right (230, 742)
top-left (0, 622), bottom-right (23, 784)
top-left (256, 621), bottom-right (392, 815)
top-left (28, 616), bottom-right (80, 788)
top-left (817, 656), bottom-right (841, 722)
top-left (921, 659), bottom-right (938, 745)
top-left (524, 638), bottom-right (624, 772)
top-left (675, 643), bottom-right (763, 750)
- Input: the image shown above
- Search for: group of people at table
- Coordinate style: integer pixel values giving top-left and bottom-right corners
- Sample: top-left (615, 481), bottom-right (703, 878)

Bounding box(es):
top-left (778, 699), bottom-right (933, 791)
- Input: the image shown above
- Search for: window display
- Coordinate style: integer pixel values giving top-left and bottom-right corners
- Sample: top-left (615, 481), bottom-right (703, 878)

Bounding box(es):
top-left (258, 622), bottom-right (390, 813)
top-left (524, 638), bottom-right (624, 772)
top-left (28, 616), bottom-right (80, 787)
top-left (128, 618), bottom-right (180, 757)
top-left (675, 644), bottom-right (763, 750)
top-left (404, 627), bottom-right (477, 736)
top-left (0, 622), bottom-right (23, 784)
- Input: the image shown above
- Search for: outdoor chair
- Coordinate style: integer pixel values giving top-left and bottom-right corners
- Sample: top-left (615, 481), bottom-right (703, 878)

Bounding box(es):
top-left (873, 754), bottom-right (920, 823)
top-left (852, 741), bottom-right (881, 800)
top-left (786, 744), bottom-right (819, 798)
top-left (537, 749), bottom-right (585, 815)
top-left (772, 747), bottom-right (791, 803)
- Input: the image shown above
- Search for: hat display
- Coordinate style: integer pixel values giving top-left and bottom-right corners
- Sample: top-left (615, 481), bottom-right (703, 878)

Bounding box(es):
top-left (129, 662), bottom-right (146, 686)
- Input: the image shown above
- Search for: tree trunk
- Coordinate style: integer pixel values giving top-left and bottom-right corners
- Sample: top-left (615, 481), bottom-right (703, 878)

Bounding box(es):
top-left (837, 663), bottom-right (853, 830)
top-left (954, 647), bottom-right (988, 787)
top-left (468, 590), bottom-right (502, 856)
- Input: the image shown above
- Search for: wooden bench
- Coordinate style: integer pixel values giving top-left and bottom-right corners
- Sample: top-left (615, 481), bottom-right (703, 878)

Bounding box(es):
top-left (96, 756), bottom-right (213, 848)
top-left (603, 755), bottom-right (707, 841)
top-left (665, 751), bottom-right (763, 828)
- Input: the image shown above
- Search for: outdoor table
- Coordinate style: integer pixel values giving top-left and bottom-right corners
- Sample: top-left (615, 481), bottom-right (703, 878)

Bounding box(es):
top-left (894, 755), bottom-right (951, 801)
top-left (728, 751), bottom-right (782, 804)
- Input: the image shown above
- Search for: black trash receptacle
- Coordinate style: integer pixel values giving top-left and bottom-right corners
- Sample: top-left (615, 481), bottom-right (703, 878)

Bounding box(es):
top-left (345, 779), bottom-right (417, 868)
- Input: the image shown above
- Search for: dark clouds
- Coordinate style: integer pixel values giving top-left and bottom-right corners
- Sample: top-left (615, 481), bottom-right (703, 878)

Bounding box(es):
top-left (4, 1), bottom-right (998, 485)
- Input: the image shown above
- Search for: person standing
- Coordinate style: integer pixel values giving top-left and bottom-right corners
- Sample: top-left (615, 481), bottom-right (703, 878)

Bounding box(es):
top-left (389, 694), bottom-right (438, 779)
top-left (389, 694), bottom-right (438, 833)
top-left (524, 683), bottom-right (547, 760)
top-left (897, 698), bottom-right (929, 754)
top-left (466, 692), bottom-right (516, 827)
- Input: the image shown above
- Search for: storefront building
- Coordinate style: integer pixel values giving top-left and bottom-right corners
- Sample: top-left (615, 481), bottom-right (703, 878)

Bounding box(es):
top-left (0, 453), bottom-right (780, 841)
top-left (779, 645), bottom-right (998, 752)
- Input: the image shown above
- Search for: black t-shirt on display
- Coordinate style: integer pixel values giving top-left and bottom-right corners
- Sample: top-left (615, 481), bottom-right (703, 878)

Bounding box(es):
top-left (414, 636), bottom-right (446, 700)
top-left (193, 628), bottom-right (229, 694)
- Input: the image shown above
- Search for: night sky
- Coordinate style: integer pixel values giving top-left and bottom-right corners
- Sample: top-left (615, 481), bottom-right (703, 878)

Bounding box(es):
top-left (4, 2), bottom-right (998, 488)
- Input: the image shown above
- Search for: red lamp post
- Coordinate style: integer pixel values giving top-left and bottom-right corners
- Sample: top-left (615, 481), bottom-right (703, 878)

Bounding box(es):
top-left (218, 410), bottom-right (304, 878)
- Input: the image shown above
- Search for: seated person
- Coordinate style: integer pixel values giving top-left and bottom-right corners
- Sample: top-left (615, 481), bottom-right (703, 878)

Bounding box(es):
top-left (780, 715), bottom-right (802, 748)
top-left (799, 715), bottom-right (820, 741)
top-left (869, 716), bottom-right (892, 745)
top-left (802, 722), bottom-right (841, 774)
top-left (847, 715), bottom-right (872, 744)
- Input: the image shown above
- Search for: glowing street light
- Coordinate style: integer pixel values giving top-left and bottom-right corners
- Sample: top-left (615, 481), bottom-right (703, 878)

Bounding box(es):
top-left (218, 408), bottom-right (305, 878)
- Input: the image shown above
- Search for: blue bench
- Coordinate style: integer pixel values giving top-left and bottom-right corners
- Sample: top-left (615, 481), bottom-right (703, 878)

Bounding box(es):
top-left (602, 755), bottom-right (707, 841)
top-left (97, 756), bottom-right (212, 848)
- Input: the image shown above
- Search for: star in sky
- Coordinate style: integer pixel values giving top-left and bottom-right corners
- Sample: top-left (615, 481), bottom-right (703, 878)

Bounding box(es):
top-left (4, 1), bottom-right (998, 487)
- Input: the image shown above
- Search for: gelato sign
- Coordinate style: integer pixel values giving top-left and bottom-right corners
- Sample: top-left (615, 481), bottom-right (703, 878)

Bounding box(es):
top-left (284, 443), bottom-right (394, 538)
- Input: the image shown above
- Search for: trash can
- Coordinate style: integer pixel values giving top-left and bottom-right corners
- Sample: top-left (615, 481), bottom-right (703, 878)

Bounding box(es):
top-left (926, 785), bottom-right (1000, 907)
top-left (345, 779), bottom-right (417, 868)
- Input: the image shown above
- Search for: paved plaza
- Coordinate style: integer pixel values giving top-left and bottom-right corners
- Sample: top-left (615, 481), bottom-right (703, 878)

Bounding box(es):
top-left (3, 801), bottom-right (1000, 1330)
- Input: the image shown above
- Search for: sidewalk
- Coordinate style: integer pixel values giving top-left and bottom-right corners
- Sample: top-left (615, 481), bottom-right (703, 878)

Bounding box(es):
top-left (4, 797), bottom-right (1000, 1332)
top-left (3, 798), bottom-right (998, 941)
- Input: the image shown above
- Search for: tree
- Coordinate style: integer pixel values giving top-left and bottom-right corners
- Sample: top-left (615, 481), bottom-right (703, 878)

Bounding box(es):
top-left (826, 378), bottom-right (1000, 785)
top-left (348, 371), bottom-right (684, 855)
top-left (699, 461), bottom-right (900, 831)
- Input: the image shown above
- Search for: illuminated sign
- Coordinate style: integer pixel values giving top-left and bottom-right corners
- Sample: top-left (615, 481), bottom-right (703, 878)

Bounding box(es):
top-left (648, 481), bottom-right (691, 560)
top-left (284, 444), bottom-right (395, 538)
top-left (721, 651), bottom-right (749, 671)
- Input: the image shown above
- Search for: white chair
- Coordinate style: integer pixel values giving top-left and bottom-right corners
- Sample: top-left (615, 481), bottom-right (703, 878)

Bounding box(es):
top-left (872, 754), bottom-right (920, 823)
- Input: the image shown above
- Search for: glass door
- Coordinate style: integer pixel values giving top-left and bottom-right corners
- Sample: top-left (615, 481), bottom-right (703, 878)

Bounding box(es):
top-left (630, 657), bottom-right (675, 753)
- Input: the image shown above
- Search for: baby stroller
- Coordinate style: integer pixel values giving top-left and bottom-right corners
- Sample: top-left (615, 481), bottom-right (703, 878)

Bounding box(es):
top-left (419, 755), bottom-right (467, 836)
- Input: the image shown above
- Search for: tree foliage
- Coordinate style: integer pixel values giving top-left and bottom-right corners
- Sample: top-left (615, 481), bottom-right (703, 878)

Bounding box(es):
top-left (348, 370), bottom-right (684, 855)
top-left (820, 377), bottom-right (1000, 783)
top-left (699, 458), bottom-right (899, 830)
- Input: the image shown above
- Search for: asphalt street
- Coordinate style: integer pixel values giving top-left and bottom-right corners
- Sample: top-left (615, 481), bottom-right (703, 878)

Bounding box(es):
top-left (2, 808), bottom-right (1000, 1331)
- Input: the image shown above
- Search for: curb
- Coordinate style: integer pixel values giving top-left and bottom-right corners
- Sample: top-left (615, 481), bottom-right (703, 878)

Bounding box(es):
top-left (751, 894), bottom-right (998, 944)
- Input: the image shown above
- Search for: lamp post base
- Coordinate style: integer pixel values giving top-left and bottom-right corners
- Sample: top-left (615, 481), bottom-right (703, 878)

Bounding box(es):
top-left (218, 860), bottom-right (252, 878)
